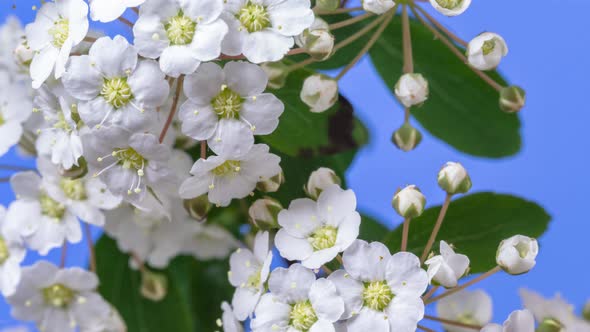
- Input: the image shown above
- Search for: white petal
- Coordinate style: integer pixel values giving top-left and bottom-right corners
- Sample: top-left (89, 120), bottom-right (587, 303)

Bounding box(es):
top-left (133, 14), bottom-right (170, 58)
top-left (208, 119), bottom-right (254, 158)
top-left (159, 45), bottom-right (200, 77)
top-left (347, 308), bottom-right (389, 332)
top-left (268, 0), bottom-right (314, 36)
top-left (317, 185), bottom-right (357, 226)
top-left (342, 240), bottom-right (390, 282)
top-left (62, 55), bottom-right (103, 100)
top-left (30, 46), bottom-right (59, 89)
top-left (268, 263), bottom-right (315, 303)
top-left (385, 252), bottom-right (428, 297)
top-left (183, 62), bottom-right (225, 102)
top-left (190, 19), bottom-right (228, 61)
top-left (277, 198), bottom-right (320, 237)
top-left (178, 100), bottom-right (219, 140)
top-left (309, 278), bottom-right (344, 322)
top-left (127, 59), bottom-right (169, 108)
top-left (224, 61), bottom-right (268, 96)
top-left (232, 287), bottom-right (261, 321)
top-left (89, 35), bottom-right (138, 77)
top-left (275, 229), bottom-right (314, 262)
top-left (328, 269), bottom-right (364, 319)
top-left (243, 30), bottom-right (293, 63)
top-left (240, 93), bottom-right (283, 135)
top-left (181, 0), bottom-right (224, 23)
top-left (385, 295), bottom-right (424, 332)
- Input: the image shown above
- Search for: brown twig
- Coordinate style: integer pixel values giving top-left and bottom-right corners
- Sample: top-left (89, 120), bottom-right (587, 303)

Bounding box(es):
top-left (200, 141), bottom-right (207, 159)
top-left (60, 242), bottom-right (68, 268)
top-left (422, 285), bottom-right (439, 301)
top-left (424, 315), bottom-right (482, 330)
top-left (159, 76), bottom-right (184, 143)
top-left (314, 6), bottom-right (364, 15)
top-left (426, 266), bottom-right (502, 304)
top-left (84, 223), bottom-right (96, 272)
top-left (414, 5), bottom-right (468, 47)
top-left (118, 16), bottom-right (134, 27)
top-left (417, 325), bottom-right (435, 332)
top-left (401, 217), bottom-right (411, 251)
top-left (329, 12), bottom-right (374, 30)
top-left (420, 193), bottom-right (452, 263)
top-left (401, 5), bottom-right (414, 74)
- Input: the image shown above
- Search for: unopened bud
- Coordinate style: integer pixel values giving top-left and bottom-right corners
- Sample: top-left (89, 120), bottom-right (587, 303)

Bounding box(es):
top-left (392, 185), bottom-right (426, 218)
top-left (58, 157), bottom-right (88, 180)
top-left (249, 197), bottom-right (283, 230)
top-left (296, 18), bottom-right (334, 61)
top-left (437, 162), bottom-right (472, 195)
top-left (315, 0), bottom-right (340, 11)
top-left (537, 319), bottom-right (562, 332)
top-left (584, 301), bottom-right (590, 321)
top-left (467, 32), bottom-right (508, 71)
top-left (392, 122), bottom-right (422, 152)
top-left (395, 73), bottom-right (429, 108)
top-left (496, 235), bottom-right (538, 275)
top-left (305, 167), bottom-right (342, 200)
top-left (499, 85), bottom-right (525, 113)
top-left (183, 194), bottom-right (211, 221)
top-left (256, 171), bottom-right (284, 193)
top-left (261, 62), bottom-right (290, 89)
top-left (429, 0), bottom-right (471, 17)
top-left (363, 0), bottom-right (395, 14)
top-left (14, 42), bottom-right (34, 67)
top-left (300, 74), bottom-right (338, 113)
top-left (140, 270), bottom-right (167, 302)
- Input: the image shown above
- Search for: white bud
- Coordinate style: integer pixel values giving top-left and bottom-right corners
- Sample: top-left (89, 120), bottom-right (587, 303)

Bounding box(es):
top-left (499, 85), bottom-right (526, 113)
top-left (437, 162), bottom-right (472, 195)
top-left (467, 32), bottom-right (508, 71)
top-left (305, 167), bottom-right (342, 200)
top-left (296, 19), bottom-right (334, 61)
top-left (496, 235), bottom-right (538, 275)
top-left (392, 122), bottom-right (422, 152)
top-left (14, 42), bottom-right (34, 67)
top-left (426, 241), bottom-right (470, 288)
top-left (300, 74), bottom-right (338, 113)
top-left (249, 197), bottom-right (283, 230)
top-left (394, 73), bottom-right (429, 108)
top-left (261, 61), bottom-right (290, 89)
top-left (392, 185), bottom-right (426, 218)
top-left (363, 0), bottom-right (396, 15)
top-left (429, 0), bottom-right (471, 16)
top-left (256, 171), bottom-right (285, 193)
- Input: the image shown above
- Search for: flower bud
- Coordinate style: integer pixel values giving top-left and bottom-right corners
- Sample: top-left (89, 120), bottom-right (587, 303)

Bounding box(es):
top-left (394, 73), bottom-right (429, 108)
top-left (583, 301), bottom-right (590, 321)
top-left (304, 167), bottom-right (342, 200)
top-left (362, 0), bottom-right (395, 14)
top-left (316, 0), bottom-right (340, 11)
top-left (499, 85), bottom-right (526, 113)
top-left (183, 194), bottom-right (211, 221)
top-left (437, 162), bottom-right (472, 195)
top-left (14, 42), bottom-right (34, 67)
top-left (58, 157), bottom-right (88, 180)
top-left (496, 235), bottom-right (538, 275)
top-left (140, 270), bottom-right (168, 302)
top-left (467, 32), bottom-right (508, 71)
top-left (392, 185), bottom-right (426, 218)
top-left (256, 171), bottom-right (285, 193)
top-left (429, 0), bottom-right (471, 16)
top-left (249, 197), bottom-right (283, 230)
top-left (536, 319), bottom-right (562, 332)
top-left (300, 74), bottom-right (338, 113)
top-left (261, 61), bottom-right (290, 89)
top-left (392, 122), bottom-right (422, 152)
top-left (302, 29), bottom-right (334, 61)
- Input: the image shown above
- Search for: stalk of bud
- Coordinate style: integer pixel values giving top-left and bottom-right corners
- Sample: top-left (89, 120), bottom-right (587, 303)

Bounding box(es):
top-left (499, 85), bottom-right (526, 113)
top-left (249, 197), bottom-right (283, 230)
top-left (300, 74), bottom-right (338, 113)
top-left (392, 185), bottom-right (426, 218)
top-left (392, 122), bottom-right (422, 152)
top-left (437, 162), bottom-right (472, 195)
top-left (496, 235), bottom-right (538, 275)
top-left (304, 167), bottom-right (342, 200)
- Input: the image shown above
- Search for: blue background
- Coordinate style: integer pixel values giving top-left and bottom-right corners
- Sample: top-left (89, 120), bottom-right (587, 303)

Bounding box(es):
top-left (1, 0), bottom-right (589, 330)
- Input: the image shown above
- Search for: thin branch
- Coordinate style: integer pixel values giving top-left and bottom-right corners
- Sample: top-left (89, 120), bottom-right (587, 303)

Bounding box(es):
top-left (84, 224), bottom-right (96, 272)
top-left (333, 12), bottom-right (388, 52)
top-left (401, 217), bottom-right (411, 251)
top-left (131, 252), bottom-right (147, 272)
top-left (0, 164), bottom-right (35, 171)
top-left (401, 5), bottom-right (414, 74)
top-left (417, 325), bottom-right (435, 332)
top-left (159, 76), bottom-right (184, 143)
top-left (420, 193), bottom-right (452, 262)
top-left (414, 5), bottom-right (467, 47)
top-left (83, 36), bottom-right (97, 43)
top-left (200, 141), bottom-right (207, 160)
top-left (314, 6), bottom-right (364, 15)
top-left (422, 285), bottom-right (439, 301)
top-left (424, 315), bottom-right (482, 330)
top-left (426, 266), bottom-right (502, 304)
top-left (60, 242), bottom-right (68, 268)
top-left (329, 12), bottom-right (374, 30)
top-left (131, 7), bottom-right (139, 14)
top-left (118, 16), bottom-right (134, 27)
top-left (404, 107), bottom-right (410, 122)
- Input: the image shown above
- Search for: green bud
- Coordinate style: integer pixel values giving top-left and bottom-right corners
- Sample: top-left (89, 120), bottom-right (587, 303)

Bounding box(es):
top-left (437, 162), bottom-right (472, 195)
top-left (249, 197), bottom-right (283, 230)
top-left (256, 171), bottom-right (285, 193)
top-left (392, 185), bottom-right (426, 218)
top-left (392, 122), bottom-right (422, 152)
top-left (183, 194), bottom-right (211, 221)
top-left (58, 157), bottom-right (88, 180)
top-left (584, 301), bottom-right (590, 321)
top-left (499, 85), bottom-right (526, 113)
top-left (315, 0), bottom-right (340, 11)
top-left (140, 270), bottom-right (168, 302)
top-left (261, 62), bottom-right (290, 89)
top-left (536, 318), bottom-right (563, 332)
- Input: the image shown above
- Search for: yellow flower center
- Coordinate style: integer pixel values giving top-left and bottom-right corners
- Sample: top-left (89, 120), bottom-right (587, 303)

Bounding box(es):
top-left (49, 19), bottom-right (69, 48)
top-left (101, 77), bottom-right (133, 109)
top-left (309, 225), bottom-right (338, 251)
top-left (211, 160), bottom-right (242, 177)
top-left (211, 87), bottom-right (243, 119)
top-left (362, 281), bottom-right (394, 311)
top-left (435, 0), bottom-right (462, 9)
top-left (165, 11), bottom-right (197, 45)
top-left (40, 193), bottom-right (66, 219)
top-left (289, 300), bottom-right (318, 331)
top-left (42, 284), bottom-right (75, 308)
top-left (60, 178), bottom-right (87, 201)
top-left (482, 39), bottom-right (496, 55)
top-left (237, 2), bottom-right (271, 33)
top-left (113, 148), bottom-right (146, 170)
top-left (0, 237), bottom-right (9, 265)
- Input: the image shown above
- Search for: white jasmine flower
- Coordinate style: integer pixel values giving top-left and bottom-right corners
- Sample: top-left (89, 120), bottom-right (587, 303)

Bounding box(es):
top-left (275, 184), bottom-right (360, 269)
top-left (133, 0), bottom-right (228, 77)
top-left (436, 290), bottom-right (492, 332)
top-left (7, 261), bottom-right (111, 332)
top-left (304, 167), bottom-right (342, 200)
top-left (4, 171), bottom-right (80, 255)
top-left (520, 289), bottom-right (590, 331)
top-left (425, 241), bottom-right (470, 288)
top-left (392, 185), bottom-right (426, 218)
top-left (183, 223), bottom-right (240, 260)
top-left (0, 80), bottom-right (33, 157)
top-left (328, 240), bottom-right (428, 332)
top-left (429, 0), bottom-right (471, 17)
top-left (25, 0), bottom-right (89, 88)
top-left (220, 0), bottom-right (314, 63)
top-left (89, 0), bottom-right (145, 23)
top-left (362, 0), bottom-right (395, 15)
top-left (179, 61), bottom-right (283, 157)
top-left (467, 32), bottom-right (508, 71)
top-left (219, 302), bottom-right (244, 332)
top-left (496, 235), bottom-right (538, 275)
top-left (179, 144), bottom-right (281, 207)
top-left (62, 35), bottom-right (169, 131)
top-left (37, 158), bottom-right (121, 226)
top-left (481, 309), bottom-right (535, 332)
top-left (0, 205), bottom-right (26, 297)
top-left (437, 162), bottom-right (472, 195)
top-left (394, 73), bottom-right (429, 108)
top-left (251, 263), bottom-right (345, 332)
top-left (300, 74), bottom-right (338, 113)
top-left (228, 231), bottom-right (273, 321)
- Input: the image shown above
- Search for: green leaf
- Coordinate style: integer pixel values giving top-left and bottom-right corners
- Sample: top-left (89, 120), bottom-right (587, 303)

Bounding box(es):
top-left (359, 213), bottom-right (390, 243)
top-left (382, 192), bottom-right (550, 273)
top-left (369, 18), bottom-right (521, 158)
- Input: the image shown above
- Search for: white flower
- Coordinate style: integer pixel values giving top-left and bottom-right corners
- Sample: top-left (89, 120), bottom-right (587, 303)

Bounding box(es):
top-left (179, 144), bottom-right (281, 207)
top-left (4, 171), bottom-right (80, 255)
top-left (520, 289), bottom-right (590, 332)
top-left (328, 240), bottom-right (428, 332)
top-left (25, 0), bottom-right (89, 88)
top-left (467, 32), bottom-right (508, 71)
top-left (392, 185), bottom-right (425, 218)
top-left (394, 73), bottom-right (429, 108)
top-left (304, 167), bottom-right (342, 200)
top-left (183, 223), bottom-right (240, 260)
top-left (295, 18), bottom-right (334, 60)
top-left (37, 157), bottom-right (121, 226)
top-left (81, 307), bottom-right (127, 332)
top-left (133, 0), bottom-right (228, 77)
top-left (6, 261), bottom-right (111, 332)
top-left (220, 0), bottom-right (314, 63)
top-left (219, 302), bottom-right (244, 332)
top-left (228, 231), bottom-right (273, 321)
top-left (429, 0), bottom-right (471, 17)
top-left (436, 290), bottom-right (492, 332)
top-left (425, 241), bottom-right (470, 288)
top-left (300, 74), bottom-right (338, 113)
top-left (0, 205), bottom-right (26, 297)
top-left (0, 16), bottom-right (29, 77)
top-left (251, 263), bottom-right (345, 332)
top-left (275, 184), bottom-right (360, 269)
top-left (481, 309), bottom-right (535, 332)
top-left (496, 235), bottom-right (538, 275)
top-left (62, 35), bottom-right (169, 131)
top-left (179, 61), bottom-right (283, 157)
top-left (0, 80), bottom-right (32, 157)
top-left (362, 0), bottom-right (395, 15)
top-left (437, 162), bottom-right (472, 195)
top-left (89, 0), bottom-right (145, 22)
